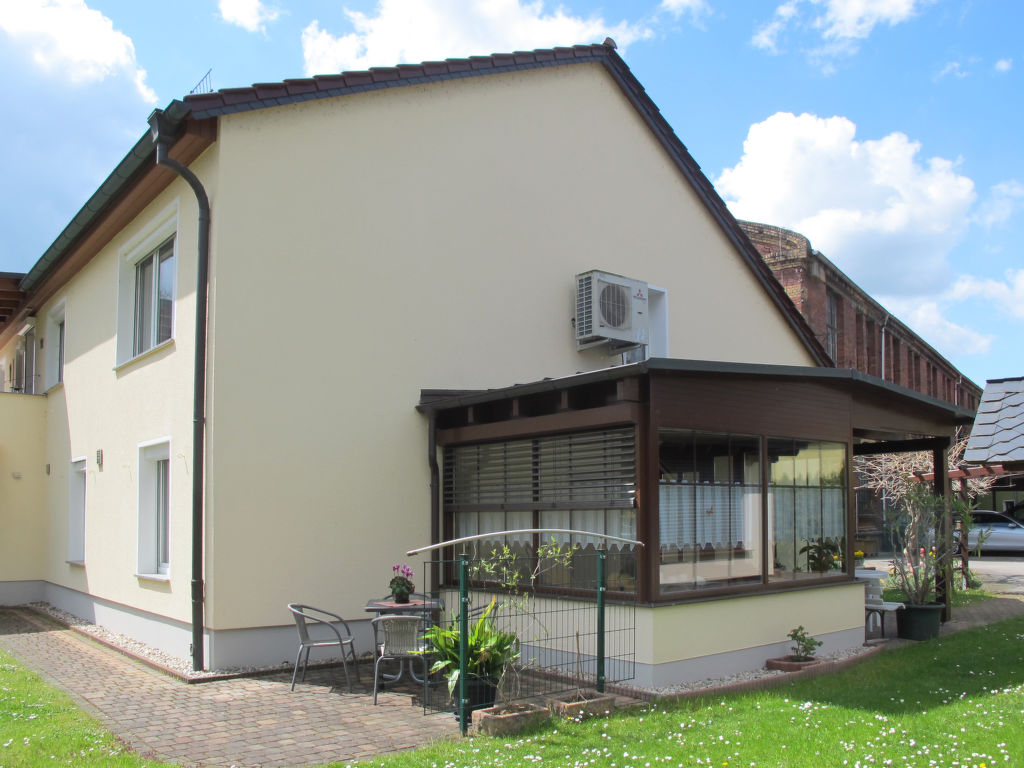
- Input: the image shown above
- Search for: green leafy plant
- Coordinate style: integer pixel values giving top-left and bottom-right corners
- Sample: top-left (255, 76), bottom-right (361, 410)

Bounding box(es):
top-left (389, 563), bottom-right (415, 600)
top-left (421, 596), bottom-right (520, 696)
top-left (787, 625), bottom-right (822, 660)
top-left (888, 484), bottom-right (953, 605)
top-left (798, 537), bottom-right (841, 572)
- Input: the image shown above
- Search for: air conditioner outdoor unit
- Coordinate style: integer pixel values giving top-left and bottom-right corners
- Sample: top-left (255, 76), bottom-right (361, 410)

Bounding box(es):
top-left (575, 270), bottom-right (649, 352)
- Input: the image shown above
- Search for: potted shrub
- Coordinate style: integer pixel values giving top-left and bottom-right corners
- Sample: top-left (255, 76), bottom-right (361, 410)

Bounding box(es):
top-left (766, 625), bottom-right (823, 671)
top-left (888, 485), bottom-right (951, 640)
top-left (421, 597), bottom-right (519, 720)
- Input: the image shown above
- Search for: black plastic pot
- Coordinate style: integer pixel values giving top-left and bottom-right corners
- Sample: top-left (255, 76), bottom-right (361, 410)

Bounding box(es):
top-left (455, 676), bottom-right (498, 723)
top-left (896, 603), bottom-right (943, 640)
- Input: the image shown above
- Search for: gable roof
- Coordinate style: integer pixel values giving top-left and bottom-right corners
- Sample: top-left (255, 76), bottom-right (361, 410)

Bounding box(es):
top-left (965, 377), bottom-right (1024, 468)
top-left (5, 41), bottom-right (829, 365)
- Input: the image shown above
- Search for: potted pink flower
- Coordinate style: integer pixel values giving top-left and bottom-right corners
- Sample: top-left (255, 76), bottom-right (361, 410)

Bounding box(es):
top-left (389, 563), bottom-right (415, 603)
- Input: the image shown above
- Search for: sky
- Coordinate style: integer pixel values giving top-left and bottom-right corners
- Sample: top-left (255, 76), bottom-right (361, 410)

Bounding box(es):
top-left (0, 0), bottom-right (1020, 387)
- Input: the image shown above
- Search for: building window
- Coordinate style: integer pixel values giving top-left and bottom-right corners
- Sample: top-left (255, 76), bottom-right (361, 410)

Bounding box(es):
top-left (133, 238), bottom-right (175, 357)
top-left (138, 441), bottom-right (171, 576)
top-left (117, 205), bottom-right (178, 366)
top-left (444, 428), bottom-right (638, 592)
top-left (68, 459), bottom-right (86, 564)
top-left (658, 431), bottom-right (762, 593)
top-left (44, 302), bottom-right (66, 389)
top-left (767, 439), bottom-right (846, 582)
top-left (825, 292), bottom-right (839, 362)
top-left (14, 326), bottom-right (36, 393)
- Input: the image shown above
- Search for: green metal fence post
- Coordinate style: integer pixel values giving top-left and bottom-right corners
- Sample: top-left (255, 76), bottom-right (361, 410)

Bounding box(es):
top-left (597, 548), bottom-right (605, 694)
top-left (459, 555), bottom-right (469, 735)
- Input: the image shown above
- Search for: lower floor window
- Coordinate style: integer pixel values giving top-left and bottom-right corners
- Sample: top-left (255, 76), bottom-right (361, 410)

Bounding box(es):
top-left (138, 441), bottom-right (171, 576)
top-left (658, 431), bottom-right (847, 594)
top-left (768, 438), bottom-right (847, 582)
top-left (446, 428), bottom-right (639, 592)
top-left (658, 431), bottom-right (762, 592)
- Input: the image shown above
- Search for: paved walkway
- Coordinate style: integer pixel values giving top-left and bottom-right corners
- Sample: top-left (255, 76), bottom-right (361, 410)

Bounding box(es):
top-left (0, 608), bottom-right (458, 767)
top-left (3, 595), bottom-right (1024, 768)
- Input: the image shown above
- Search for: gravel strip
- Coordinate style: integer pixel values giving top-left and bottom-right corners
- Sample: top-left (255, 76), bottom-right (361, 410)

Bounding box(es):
top-left (24, 601), bottom-right (878, 691)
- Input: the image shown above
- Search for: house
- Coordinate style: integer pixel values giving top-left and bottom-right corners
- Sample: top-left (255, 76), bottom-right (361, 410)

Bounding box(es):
top-left (0, 41), bottom-right (972, 683)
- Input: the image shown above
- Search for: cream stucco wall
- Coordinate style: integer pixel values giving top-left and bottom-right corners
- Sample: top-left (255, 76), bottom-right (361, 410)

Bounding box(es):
top-left (3, 60), bottom-right (834, 673)
top-left (0, 393), bottom-right (47, 585)
top-left (0, 154), bottom-right (218, 646)
top-left (203, 62), bottom-right (817, 636)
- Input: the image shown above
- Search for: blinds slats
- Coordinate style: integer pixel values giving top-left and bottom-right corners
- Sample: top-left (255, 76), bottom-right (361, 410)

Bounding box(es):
top-left (444, 428), bottom-right (636, 507)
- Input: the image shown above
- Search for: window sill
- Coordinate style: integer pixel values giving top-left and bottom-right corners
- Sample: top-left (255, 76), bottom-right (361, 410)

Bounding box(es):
top-left (45, 381), bottom-right (64, 395)
top-left (66, 560), bottom-right (85, 567)
top-left (115, 339), bottom-right (175, 373)
top-left (136, 572), bottom-right (170, 583)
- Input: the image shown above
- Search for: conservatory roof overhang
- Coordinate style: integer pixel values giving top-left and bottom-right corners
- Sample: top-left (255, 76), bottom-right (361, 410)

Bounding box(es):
top-left (419, 358), bottom-right (974, 446)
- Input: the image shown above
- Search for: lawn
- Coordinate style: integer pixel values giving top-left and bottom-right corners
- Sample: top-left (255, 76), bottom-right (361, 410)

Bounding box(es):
top-left (0, 648), bottom-right (177, 767)
top-left (354, 613), bottom-right (1024, 768)
top-left (2, 609), bottom-right (1022, 768)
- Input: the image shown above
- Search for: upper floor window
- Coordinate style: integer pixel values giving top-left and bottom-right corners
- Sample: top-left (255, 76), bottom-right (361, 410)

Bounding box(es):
top-left (44, 301), bottom-right (66, 390)
top-left (133, 238), bottom-right (175, 356)
top-left (116, 204), bottom-right (178, 366)
top-left (825, 291), bottom-right (839, 362)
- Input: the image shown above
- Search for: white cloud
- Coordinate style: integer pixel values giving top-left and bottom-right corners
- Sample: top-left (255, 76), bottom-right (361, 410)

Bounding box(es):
top-left (0, 0), bottom-right (155, 103)
top-left (716, 112), bottom-right (976, 295)
top-left (814, 0), bottom-right (921, 41)
top-left (884, 299), bottom-right (994, 356)
top-left (752, 0), bottom-right (799, 53)
top-left (951, 270), bottom-right (1024, 321)
top-left (937, 60), bottom-right (967, 79)
top-left (301, 0), bottom-right (652, 76)
top-left (219, 0), bottom-right (279, 33)
top-left (976, 180), bottom-right (1024, 228)
top-left (660, 0), bottom-right (711, 24)
top-left (995, 58), bottom-right (1012, 73)
top-left (752, 0), bottom-right (926, 66)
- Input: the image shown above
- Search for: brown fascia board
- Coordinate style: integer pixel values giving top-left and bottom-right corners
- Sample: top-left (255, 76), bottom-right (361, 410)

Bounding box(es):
top-left (176, 41), bottom-right (830, 367)
top-left (0, 118), bottom-right (216, 350)
top-left (418, 357), bottom-right (975, 424)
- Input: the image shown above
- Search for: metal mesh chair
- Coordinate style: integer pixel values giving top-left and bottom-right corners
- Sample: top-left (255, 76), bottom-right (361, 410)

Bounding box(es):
top-left (287, 603), bottom-right (360, 692)
top-left (371, 614), bottom-right (429, 704)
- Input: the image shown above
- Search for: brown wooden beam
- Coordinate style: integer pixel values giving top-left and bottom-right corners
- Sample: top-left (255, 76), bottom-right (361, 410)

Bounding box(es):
top-left (853, 436), bottom-right (951, 456)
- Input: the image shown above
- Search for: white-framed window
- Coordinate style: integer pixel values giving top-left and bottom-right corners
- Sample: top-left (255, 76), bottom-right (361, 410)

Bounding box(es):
top-left (133, 239), bottom-right (175, 357)
top-left (137, 440), bottom-right (171, 576)
top-left (0, 356), bottom-right (7, 392)
top-left (44, 300), bottom-right (67, 390)
top-left (14, 323), bottom-right (36, 393)
top-left (68, 458), bottom-right (87, 564)
top-left (117, 205), bottom-right (178, 366)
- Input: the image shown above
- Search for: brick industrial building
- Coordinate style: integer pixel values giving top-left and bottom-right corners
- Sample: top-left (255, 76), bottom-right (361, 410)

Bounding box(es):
top-left (740, 220), bottom-right (981, 411)
top-left (740, 220), bottom-right (984, 553)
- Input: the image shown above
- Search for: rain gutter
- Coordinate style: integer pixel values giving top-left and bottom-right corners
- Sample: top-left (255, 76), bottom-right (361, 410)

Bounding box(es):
top-left (148, 104), bottom-right (211, 673)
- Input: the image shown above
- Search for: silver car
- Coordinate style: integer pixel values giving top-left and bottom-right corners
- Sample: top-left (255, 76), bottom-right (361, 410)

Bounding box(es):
top-left (966, 510), bottom-right (1024, 553)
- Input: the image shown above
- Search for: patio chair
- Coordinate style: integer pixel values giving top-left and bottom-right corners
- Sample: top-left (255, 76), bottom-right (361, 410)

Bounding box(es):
top-left (863, 578), bottom-right (903, 637)
top-left (287, 603), bottom-right (360, 692)
top-left (371, 614), bottom-right (430, 704)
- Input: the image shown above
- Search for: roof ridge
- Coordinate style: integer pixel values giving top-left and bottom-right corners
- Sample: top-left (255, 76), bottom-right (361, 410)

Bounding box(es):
top-left (184, 42), bottom-right (615, 119)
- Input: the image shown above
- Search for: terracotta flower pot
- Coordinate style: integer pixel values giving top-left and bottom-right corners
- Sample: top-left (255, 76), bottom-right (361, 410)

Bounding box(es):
top-left (766, 656), bottom-right (820, 672)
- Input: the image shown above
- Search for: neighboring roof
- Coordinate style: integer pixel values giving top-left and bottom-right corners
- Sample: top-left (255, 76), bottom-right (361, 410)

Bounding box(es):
top-left (8, 41), bottom-right (829, 365)
top-left (418, 357), bottom-right (976, 425)
top-left (965, 377), bottom-right (1024, 467)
